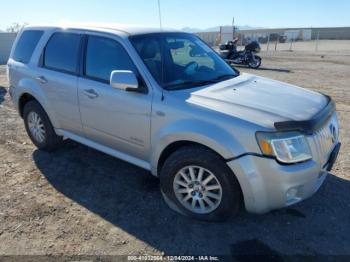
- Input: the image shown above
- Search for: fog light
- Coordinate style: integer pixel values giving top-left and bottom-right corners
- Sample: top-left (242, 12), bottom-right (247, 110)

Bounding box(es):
top-left (286, 187), bottom-right (302, 205)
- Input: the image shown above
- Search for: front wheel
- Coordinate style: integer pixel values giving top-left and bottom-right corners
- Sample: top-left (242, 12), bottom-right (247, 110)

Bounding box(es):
top-left (248, 55), bottom-right (262, 69)
top-left (160, 145), bottom-right (242, 221)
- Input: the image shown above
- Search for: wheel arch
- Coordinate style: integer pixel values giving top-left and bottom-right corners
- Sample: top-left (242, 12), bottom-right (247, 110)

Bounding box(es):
top-left (18, 93), bottom-right (37, 117)
top-left (157, 140), bottom-right (226, 176)
top-left (151, 120), bottom-right (246, 176)
top-left (16, 78), bottom-right (59, 128)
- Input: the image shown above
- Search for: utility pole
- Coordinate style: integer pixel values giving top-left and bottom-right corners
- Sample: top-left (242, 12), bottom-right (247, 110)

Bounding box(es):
top-left (157, 0), bottom-right (162, 30)
top-left (232, 16), bottom-right (235, 37)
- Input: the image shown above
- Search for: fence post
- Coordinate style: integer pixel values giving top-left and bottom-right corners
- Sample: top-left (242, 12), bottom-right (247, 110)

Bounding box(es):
top-left (315, 30), bottom-right (320, 52)
top-left (289, 33), bottom-right (294, 51)
top-left (274, 38), bottom-right (278, 51)
top-left (266, 34), bottom-right (270, 52)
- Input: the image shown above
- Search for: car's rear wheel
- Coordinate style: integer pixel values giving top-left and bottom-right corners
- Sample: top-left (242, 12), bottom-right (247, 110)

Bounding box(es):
top-left (160, 145), bottom-right (242, 221)
top-left (23, 100), bottom-right (62, 151)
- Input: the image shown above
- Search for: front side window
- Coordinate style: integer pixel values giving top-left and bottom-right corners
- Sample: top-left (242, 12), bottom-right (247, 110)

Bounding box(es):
top-left (130, 33), bottom-right (239, 90)
top-left (43, 32), bottom-right (81, 74)
top-left (13, 30), bottom-right (44, 64)
top-left (85, 36), bottom-right (138, 82)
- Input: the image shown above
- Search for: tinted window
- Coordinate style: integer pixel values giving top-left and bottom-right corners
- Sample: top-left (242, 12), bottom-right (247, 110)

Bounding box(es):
top-left (85, 36), bottom-right (137, 82)
top-left (130, 33), bottom-right (239, 90)
top-left (13, 30), bottom-right (43, 64)
top-left (44, 33), bottom-right (81, 74)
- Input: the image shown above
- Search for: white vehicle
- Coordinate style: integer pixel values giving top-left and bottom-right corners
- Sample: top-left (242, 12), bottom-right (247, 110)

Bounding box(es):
top-left (7, 24), bottom-right (341, 221)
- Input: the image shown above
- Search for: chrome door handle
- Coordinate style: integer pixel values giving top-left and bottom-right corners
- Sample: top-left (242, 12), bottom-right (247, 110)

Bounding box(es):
top-left (84, 89), bottom-right (99, 99)
top-left (36, 76), bottom-right (48, 84)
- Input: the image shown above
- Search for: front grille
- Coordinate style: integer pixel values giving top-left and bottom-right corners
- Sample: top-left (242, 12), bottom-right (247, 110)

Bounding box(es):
top-left (313, 115), bottom-right (338, 163)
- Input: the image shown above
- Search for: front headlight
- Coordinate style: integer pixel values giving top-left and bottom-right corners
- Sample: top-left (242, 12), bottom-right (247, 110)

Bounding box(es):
top-left (256, 131), bottom-right (312, 163)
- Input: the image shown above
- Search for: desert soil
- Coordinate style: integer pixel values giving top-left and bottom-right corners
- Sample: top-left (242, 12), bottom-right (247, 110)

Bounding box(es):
top-left (0, 50), bottom-right (349, 258)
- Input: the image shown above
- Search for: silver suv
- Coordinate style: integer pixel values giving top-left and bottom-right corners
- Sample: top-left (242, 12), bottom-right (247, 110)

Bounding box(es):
top-left (7, 24), bottom-right (341, 221)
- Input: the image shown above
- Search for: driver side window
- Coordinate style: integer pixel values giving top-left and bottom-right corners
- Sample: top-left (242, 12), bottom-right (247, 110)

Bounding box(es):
top-left (85, 36), bottom-right (138, 83)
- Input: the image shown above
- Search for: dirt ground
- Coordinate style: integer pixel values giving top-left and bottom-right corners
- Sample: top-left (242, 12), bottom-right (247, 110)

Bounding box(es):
top-left (0, 50), bottom-right (349, 259)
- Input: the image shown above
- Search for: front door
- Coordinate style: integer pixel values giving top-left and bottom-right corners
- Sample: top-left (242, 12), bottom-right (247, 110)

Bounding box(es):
top-left (78, 35), bottom-right (152, 161)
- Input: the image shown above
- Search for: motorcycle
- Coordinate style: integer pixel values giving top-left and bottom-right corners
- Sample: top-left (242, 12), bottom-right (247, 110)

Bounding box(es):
top-left (219, 39), bottom-right (262, 69)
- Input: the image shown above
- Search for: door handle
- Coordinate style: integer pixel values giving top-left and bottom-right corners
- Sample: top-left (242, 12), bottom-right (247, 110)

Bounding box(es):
top-left (36, 76), bottom-right (48, 84)
top-left (84, 89), bottom-right (99, 99)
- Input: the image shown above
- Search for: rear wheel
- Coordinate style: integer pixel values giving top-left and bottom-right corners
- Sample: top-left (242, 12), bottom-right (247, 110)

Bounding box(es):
top-left (23, 100), bottom-right (62, 151)
top-left (160, 145), bottom-right (242, 221)
top-left (248, 55), bottom-right (261, 69)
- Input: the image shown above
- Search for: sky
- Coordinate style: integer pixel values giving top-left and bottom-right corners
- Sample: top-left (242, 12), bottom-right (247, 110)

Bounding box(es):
top-left (1, 0), bottom-right (350, 31)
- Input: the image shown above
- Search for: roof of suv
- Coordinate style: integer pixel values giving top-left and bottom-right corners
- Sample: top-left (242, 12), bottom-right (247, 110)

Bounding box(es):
top-left (24, 22), bottom-right (181, 36)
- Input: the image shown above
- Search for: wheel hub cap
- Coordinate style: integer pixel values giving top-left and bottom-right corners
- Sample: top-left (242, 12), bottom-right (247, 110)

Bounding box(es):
top-left (173, 165), bottom-right (223, 214)
top-left (27, 112), bottom-right (46, 143)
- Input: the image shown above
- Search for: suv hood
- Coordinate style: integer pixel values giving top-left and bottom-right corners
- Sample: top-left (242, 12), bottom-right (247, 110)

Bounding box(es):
top-left (185, 73), bottom-right (328, 129)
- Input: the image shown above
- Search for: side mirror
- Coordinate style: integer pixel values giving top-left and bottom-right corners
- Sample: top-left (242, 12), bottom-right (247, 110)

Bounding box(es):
top-left (110, 70), bottom-right (139, 92)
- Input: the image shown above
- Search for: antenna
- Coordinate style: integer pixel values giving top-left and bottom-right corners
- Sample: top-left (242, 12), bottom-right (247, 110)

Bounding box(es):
top-left (157, 0), bottom-right (163, 30)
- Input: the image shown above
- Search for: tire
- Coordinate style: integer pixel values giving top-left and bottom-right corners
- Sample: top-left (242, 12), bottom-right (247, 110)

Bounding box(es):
top-left (248, 56), bottom-right (261, 69)
top-left (160, 145), bottom-right (242, 221)
top-left (23, 100), bottom-right (62, 151)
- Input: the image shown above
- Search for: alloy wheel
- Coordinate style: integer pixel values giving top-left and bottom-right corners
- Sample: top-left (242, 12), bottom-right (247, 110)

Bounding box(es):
top-left (27, 111), bottom-right (46, 143)
top-left (173, 165), bottom-right (223, 214)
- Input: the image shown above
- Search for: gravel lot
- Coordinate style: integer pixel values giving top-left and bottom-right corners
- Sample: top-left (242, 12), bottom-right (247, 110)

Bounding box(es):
top-left (0, 50), bottom-right (349, 258)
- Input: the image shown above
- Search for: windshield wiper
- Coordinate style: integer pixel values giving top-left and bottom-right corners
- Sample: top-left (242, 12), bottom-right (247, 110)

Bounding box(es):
top-left (209, 74), bottom-right (237, 82)
top-left (165, 74), bottom-right (237, 90)
top-left (165, 80), bottom-right (216, 90)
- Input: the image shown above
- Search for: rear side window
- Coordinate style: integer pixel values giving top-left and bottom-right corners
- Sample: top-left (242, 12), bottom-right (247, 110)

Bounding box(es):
top-left (85, 36), bottom-right (137, 82)
top-left (13, 30), bottom-right (43, 64)
top-left (43, 32), bottom-right (81, 74)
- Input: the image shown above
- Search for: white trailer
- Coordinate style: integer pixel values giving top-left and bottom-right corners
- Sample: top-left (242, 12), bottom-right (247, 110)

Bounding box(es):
top-left (0, 33), bottom-right (17, 64)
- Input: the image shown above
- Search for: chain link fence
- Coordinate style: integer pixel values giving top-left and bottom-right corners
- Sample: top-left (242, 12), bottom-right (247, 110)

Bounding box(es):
top-left (197, 28), bottom-right (350, 54)
top-left (235, 29), bottom-right (350, 53)
top-left (236, 28), bottom-right (350, 53)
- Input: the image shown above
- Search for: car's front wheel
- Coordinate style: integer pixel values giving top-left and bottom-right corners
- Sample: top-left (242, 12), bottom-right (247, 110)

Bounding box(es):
top-left (160, 145), bottom-right (242, 221)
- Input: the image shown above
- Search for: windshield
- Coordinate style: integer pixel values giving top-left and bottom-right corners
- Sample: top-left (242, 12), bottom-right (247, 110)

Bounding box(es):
top-left (129, 33), bottom-right (239, 90)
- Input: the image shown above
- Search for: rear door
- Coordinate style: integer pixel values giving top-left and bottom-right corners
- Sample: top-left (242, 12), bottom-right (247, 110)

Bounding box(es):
top-left (78, 34), bottom-right (152, 161)
top-left (35, 31), bottom-right (83, 134)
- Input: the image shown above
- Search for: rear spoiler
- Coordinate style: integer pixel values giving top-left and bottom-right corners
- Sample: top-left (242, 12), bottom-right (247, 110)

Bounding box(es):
top-left (274, 95), bottom-right (335, 135)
